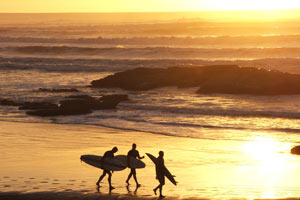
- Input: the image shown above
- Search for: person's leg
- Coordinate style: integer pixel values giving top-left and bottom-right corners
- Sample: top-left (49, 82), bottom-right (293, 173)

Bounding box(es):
top-left (108, 171), bottom-right (115, 189)
top-left (159, 177), bottom-right (165, 198)
top-left (96, 171), bottom-right (107, 185)
top-left (132, 169), bottom-right (140, 186)
top-left (153, 184), bottom-right (160, 195)
top-left (159, 184), bottom-right (164, 198)
top-left (153, 176), bottom-right (162, 195)
top-left (126, 170), bottom-right (133, 184)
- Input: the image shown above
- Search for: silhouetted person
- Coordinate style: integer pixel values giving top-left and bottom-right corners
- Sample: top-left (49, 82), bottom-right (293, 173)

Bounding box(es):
top-left (126, 143), bottom-right (144, 186)
top-left (96, 146), bottom-right (118, 190)
top-left (153, 151), bottom-right (165, 198)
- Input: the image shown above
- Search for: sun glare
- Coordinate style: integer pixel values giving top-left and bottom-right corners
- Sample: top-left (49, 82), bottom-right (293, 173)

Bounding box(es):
top-left (242, 138), bottom-right (290, 176)
top-left (205, 0), bottom-right (300, 11)
top-left (2, 0), bottom-right (300, 13)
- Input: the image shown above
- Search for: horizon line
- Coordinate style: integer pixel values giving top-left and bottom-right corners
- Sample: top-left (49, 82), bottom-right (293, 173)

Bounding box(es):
top-left (1, 8), bottom-right (300, 14)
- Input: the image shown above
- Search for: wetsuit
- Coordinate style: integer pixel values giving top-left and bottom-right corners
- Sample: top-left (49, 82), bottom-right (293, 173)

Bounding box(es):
top-left (155, 156), bottom-right (165, 185)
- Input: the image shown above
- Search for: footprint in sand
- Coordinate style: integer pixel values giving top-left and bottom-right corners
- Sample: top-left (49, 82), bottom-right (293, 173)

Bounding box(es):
top-left (3, 176), bottom-right (10, 179)
top-left (53, 179), bottom-right (59, 182)
top-left (29, 178), bottom-right (35, 180)
top-left (52, 182), bottom-right (60, 185)
top-left (68, 180), bottom-right (76, 182)
top-left (33, 187), bottom-right (40, 190)
top-left (4, 185), bottom-right (11, 188)
top-left (81, 180), bottom-right (87, 183)
top-left (24, 181), bottom-right (31, 183)
top-left (67, 183), bottom-right (74, 186)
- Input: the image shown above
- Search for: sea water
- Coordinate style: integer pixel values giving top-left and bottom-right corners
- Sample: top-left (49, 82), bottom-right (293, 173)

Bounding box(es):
top-left (1, 12), bottom-right (300, 199)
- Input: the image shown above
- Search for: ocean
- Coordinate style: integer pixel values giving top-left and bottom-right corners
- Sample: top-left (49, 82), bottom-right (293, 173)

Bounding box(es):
top-left (1, 12), bottom-right (300, 199)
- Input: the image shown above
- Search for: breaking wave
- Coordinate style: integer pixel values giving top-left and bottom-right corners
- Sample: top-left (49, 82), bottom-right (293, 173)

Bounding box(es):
top-left (1, 56), bottom-right (300, 73)
top-left (1, 45), bottom-right (300, 60)
top-left (1, 34), bottom-right (300, 47)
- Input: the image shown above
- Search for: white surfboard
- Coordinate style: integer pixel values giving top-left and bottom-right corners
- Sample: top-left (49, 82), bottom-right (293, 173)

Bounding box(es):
top-left (115, 155), bottom-right (146, 169)
top-left (80, 154), bottom-right (126, 171)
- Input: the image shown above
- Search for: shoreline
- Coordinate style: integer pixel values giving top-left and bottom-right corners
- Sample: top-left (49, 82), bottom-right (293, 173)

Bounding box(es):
top-left (1, 191), bottom-right (300, 200)
top-left (1, 120), bottom-right (300, 199)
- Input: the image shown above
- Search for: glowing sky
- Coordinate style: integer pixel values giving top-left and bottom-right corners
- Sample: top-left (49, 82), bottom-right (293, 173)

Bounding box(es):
top-left (1, 0), bottom-right (300, 12)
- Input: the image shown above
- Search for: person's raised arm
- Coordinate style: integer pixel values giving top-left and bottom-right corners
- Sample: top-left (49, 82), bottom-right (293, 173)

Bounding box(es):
top-left (137, 151), bottom-right (145, 159)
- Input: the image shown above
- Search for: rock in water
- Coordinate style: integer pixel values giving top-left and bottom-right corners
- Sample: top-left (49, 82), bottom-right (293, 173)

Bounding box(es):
top-left (91, 65), bottom-right (300, 95)
top-left (26, 94), bottom-right (128, 117)
top-left (291, 146), bottom-right (300, 155)
top-left (0, 98), bottom-right (19, 106)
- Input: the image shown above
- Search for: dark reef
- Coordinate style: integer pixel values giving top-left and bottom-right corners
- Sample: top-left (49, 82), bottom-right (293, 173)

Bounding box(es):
top-left (0, 94), bottom-right (128, 117)
top-left (291, 146), bottom-right (300, 155)
top-left (38, 88), bottom-right (79, 93)
top-left (91, 65), bottom-right (300, 95)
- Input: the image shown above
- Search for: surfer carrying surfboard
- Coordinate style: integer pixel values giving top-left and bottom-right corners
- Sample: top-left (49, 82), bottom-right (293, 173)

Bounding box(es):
top-left (153, 151), bottom-right (165, 198)
top-left (96, 146), bottom-right (118, 190)
top-left (125, 143), bottom-right (145, 186)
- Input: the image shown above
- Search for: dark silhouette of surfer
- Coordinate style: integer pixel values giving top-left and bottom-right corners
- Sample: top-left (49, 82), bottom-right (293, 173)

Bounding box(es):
top-left (153, 151), bottom-right (165, 198)
top-left (126, 143), bottom-right (144, 186)
top-left (96, 146), bottom-right (118, 190)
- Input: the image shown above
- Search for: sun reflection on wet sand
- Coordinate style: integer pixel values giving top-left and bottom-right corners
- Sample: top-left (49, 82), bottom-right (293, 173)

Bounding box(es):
top-left (1, 121), bottom-right (300, 199)
top-left (241, 137), bottom-right (297, 199)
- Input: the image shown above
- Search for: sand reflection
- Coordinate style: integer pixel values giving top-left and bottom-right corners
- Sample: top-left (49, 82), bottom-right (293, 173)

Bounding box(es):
top-left (241, 137), bottom-right (295, 199)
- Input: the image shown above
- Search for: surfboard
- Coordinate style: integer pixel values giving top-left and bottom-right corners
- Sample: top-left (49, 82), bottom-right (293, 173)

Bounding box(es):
top-left (80, 154), bottom-right (126, 171)
top-left (115, 155), bottom-right (146, 169)
top-left (146, 153), bottom-right (177, 185)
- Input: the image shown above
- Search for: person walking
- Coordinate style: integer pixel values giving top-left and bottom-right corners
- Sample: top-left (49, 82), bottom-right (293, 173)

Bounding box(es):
top-left (96, 146), bottom-right (118, 190)
top-left (126, 143), bottom-right (144, 186)
top-left (153, 151), bottom-right (165, 198)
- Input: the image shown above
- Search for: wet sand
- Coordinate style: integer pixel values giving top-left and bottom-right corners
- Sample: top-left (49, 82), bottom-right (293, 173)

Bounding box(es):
top-left (1, 121), bottom-right (300, 199)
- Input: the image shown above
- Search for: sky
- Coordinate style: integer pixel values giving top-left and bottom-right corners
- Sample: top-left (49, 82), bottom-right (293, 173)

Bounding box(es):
top-left (1, 0), bottom-right (300, 13)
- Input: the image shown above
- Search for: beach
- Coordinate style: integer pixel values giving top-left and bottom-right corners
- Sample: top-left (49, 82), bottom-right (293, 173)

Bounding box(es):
top-left (1, 120), bottom-right (300, 200)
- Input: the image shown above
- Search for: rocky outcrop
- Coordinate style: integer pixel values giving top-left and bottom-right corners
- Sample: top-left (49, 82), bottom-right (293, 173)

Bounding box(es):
top-left (291, 146), bottom-right (300, 155)
top-left (26, 106), bottom-right (92, 117)
top-left (99, 94), bottom-right (129, 102)
top-left (26, 94), bottom-right (129, 117)
top-left (38, 88), bottom-right (79, 93)
top-left (1, 94), bottom-right (128, 117)
top-left (19, 102), bottom-right (58, 110)
top-left (0, 98), bottom-right (19, 106)
top-left (91, 65), bottom-right (300, 95)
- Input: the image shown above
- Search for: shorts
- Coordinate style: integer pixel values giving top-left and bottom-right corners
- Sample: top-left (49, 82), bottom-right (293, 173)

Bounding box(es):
top-left (156, 175), bottom-right (165, 185)
top-left (130, 168), bottom-right (136, 175)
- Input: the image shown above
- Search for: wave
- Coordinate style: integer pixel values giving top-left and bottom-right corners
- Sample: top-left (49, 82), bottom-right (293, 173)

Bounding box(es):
top-left (2, 45), bottom-right (300, 59)
top-left (53, 111), bottom-right (300, 141)
top-left (1, 35), bottom-right (300, 47)
top-left (1, 56), bottom-right (300, 73)
top-left (119, 103), bottom-right (300, 120)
